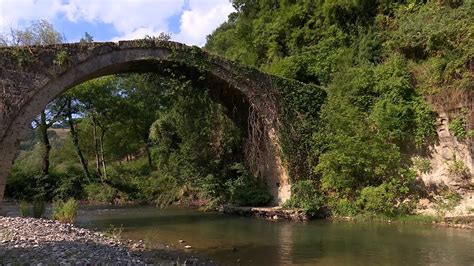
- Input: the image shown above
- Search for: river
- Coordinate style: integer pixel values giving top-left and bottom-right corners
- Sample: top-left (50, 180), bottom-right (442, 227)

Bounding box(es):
top-left (72, 205), bottom-right (474, 265)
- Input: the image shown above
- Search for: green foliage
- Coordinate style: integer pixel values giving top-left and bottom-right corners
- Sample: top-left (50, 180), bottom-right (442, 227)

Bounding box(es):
top-left (449, 117), bottom-right (467, 140)
top-left (6, 139), bottom-right (85, 201)
top-left (104, 224), bottom-right (124, 239)
top-left (357, 182), bottom-right (408, 216)
top-left (283, 180), bottom-right (324, 217)
top-left (329, 198), bottom-right (358, 217)
top-left (413, 157), bottom-right (432, 174)
top-left (11, 47), bottom-right (34, 67)
top-left (19, 201), bottom-right (30, 217)
top-left (225, 163), bottom-right (272, 206)
top-left (4, 19), bottom-right (63, 67)
top-left (206, 3), bottom-right (459, 219)
top-left (7, 0), bottom-right (472, 217)
top-left (53, 51), bottom-right (70, 66)
top-left (447, 160), bottom-right (471, 180)
top-left (314, 56), bottom-right (435, 204)
top-left (149, 175), bottom-right (181, 208)
top-left (388, 2), bottom-right (473, 92)
top-left (434, 187), bottom-right (462, 217)
top-left (52, 198), bottom-right (78, 223)
top-left (84, 183), bottom-right (116, 203)
top-left (148, 80), bottom-right (257, 207)
top-left (32, 199), bottom-right (46, 218)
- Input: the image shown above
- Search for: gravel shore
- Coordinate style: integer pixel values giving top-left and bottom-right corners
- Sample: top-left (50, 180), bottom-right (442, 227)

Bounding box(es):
top-left (0, 216), bottom-right (148, 264)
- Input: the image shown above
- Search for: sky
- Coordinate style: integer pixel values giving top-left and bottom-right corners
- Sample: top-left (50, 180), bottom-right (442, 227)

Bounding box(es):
top-left (0, 0), bottom-right (235, 46)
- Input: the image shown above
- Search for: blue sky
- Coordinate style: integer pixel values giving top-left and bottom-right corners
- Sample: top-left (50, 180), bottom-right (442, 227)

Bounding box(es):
top-left (0, 0), bottom-right (234, 46)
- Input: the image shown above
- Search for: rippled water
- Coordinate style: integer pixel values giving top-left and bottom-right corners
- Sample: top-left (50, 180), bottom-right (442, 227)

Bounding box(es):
top-left (74, 205), bottom-right (474, 265)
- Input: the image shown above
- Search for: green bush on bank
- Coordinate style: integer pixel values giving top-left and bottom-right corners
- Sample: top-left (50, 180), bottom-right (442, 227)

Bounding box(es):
top-left (434, 187), bottom-right (462, 218)
top-left (19, 199), bottom-right (46, 218)
top-left (32, 199), bottom-right (46, 218)
top-left (221, 163), bottom-right (272, 207)
top-left (84, 183), bottom-right (116, 203)
top-left (52, 198), bottom-right (78, 223)
top-left (356, 171), bottom-right (416, 216)
top-left (283, 180), bottom-right (325, 217)
top-left (20, 200), bottom-right (30, 217)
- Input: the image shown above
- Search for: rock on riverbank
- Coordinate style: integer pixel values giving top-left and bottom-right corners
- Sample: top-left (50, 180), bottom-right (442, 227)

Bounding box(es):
top-left (219, 205), bottom-right (310, 221)
top-left (0, 216), bottom-right (146, 264)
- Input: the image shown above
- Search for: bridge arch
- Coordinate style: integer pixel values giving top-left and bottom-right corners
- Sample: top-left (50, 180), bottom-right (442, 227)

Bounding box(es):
top-left (0, 40), bottom-right (306, 205)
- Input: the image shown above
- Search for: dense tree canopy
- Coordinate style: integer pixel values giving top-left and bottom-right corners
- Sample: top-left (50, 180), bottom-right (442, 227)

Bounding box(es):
top-left (206, 0), bottom-right (472, 216)
top-left (5, 0), bottom-right (473, 217)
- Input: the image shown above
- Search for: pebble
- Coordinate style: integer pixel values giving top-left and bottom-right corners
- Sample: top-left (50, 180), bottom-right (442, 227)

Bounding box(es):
top-left (0, 216), bottom-right (147, 264)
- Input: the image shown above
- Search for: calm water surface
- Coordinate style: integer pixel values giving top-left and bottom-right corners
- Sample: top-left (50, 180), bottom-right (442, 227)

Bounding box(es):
top-left (74, 205), bottom-right (474, 265)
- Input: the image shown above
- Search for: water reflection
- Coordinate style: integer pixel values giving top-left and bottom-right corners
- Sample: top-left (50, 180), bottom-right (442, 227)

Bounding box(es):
top-left (74, 206), bottom-right (474, 266)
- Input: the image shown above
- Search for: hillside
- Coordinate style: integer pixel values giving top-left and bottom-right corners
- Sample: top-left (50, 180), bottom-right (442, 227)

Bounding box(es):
top-left (205, 0), bottom-right (474, 217)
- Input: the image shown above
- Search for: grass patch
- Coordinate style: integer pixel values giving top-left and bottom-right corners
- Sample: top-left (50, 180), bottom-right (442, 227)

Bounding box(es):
top-left (52, 198), bottom-right (78, 223)
top-left (104, 224), bottom-right (124, 240)
top-left (32, 199), bottom-right (46, 218)
top-left (19, 201), bottom-right (30, 217)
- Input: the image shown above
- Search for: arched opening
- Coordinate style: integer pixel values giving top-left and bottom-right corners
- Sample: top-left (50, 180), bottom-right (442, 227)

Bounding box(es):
top-left (0, 42), bottom-right (291, 206)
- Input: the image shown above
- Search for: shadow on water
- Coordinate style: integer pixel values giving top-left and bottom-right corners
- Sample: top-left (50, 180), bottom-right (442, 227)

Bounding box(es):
top-left (76, 206), bottom-right (233, 229)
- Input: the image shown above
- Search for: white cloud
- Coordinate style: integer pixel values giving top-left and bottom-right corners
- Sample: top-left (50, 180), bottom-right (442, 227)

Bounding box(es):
top-left (61, 0), bottom-right (183, 38)
top-left (174, 0), bottom-right (234, 46)
top-left (0, 0), bottom-right (63, 31)
top-left (110, 26), bottom-right (166, 42)
top-left (0, 0), bottom-right (234, 46)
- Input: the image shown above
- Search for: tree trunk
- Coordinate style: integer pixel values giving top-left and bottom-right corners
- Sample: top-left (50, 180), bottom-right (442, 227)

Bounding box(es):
top-left (40, 110), bottom-right (51, 176)
top-left (145, 141), bottom-right (153, 168)
top-left (66, 99), bottom-right (91, 182)
top-left (91, 114), bottom-right (102, 176)
top-left (99, 130), bottom-right (107, 181)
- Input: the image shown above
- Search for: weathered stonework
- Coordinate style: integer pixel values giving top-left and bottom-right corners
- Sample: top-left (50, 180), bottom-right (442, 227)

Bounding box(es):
top-left (0, 40), bottom-right (323, 206)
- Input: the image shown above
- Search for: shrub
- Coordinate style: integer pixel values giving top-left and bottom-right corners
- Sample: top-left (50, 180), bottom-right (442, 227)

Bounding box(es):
top-left (20, 201), bottom-right (30, 217)
top-left (413, 157), bottom-right (432, 174)
top-left (51, 166), bottom-right (84, 200)
top-left (357, 183), bottom-right (399, 215)
top-left (53, 51), bottom-right (70, 66)
top-left (449, 117), bottom-right (467, 140)
top-left (283, 180), bottom-right (324, 217)
top-left (32, 199), bottom-right (45, 218)
top-left (139, 173), bottom-right (182, 208)
top-left (330, 198), bottom-right (358, 216)
top-left (357, 175), bottom-right (415, 216)
top-left (84, 183), bottom-right (116, 203)
top-left (52, 198), bottom-right (78, 223)
top-left (225, 164), bottom-right (272, 207)
top-left (447, 160), bottom-right (471, 180)
top-left (434, 188), bottom-right (462, 218)
top-left (227, 176), bottom-right (272, 206)
top-left (105, 224), bottom-right (124, 239)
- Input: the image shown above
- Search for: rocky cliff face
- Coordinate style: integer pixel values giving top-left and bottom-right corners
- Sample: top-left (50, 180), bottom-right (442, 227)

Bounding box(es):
top-left (417, 91), bottom-right (474, 216)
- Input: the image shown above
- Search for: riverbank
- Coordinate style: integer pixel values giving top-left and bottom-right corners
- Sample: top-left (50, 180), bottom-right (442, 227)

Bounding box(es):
top-left (0, 216), bottom-right (147, 264)
top-left (331, 213), bottom-right (474, 230)
top-left (219, 205), bottom-right (310, 221)
top-left (0, 216), bottom-right (212, 264)
top-left (219, 204), bottom-right (474, 230)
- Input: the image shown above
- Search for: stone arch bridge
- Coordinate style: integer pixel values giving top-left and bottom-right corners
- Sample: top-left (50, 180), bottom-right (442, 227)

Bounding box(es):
top-left (0, 40), bottom-right (325, 205)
